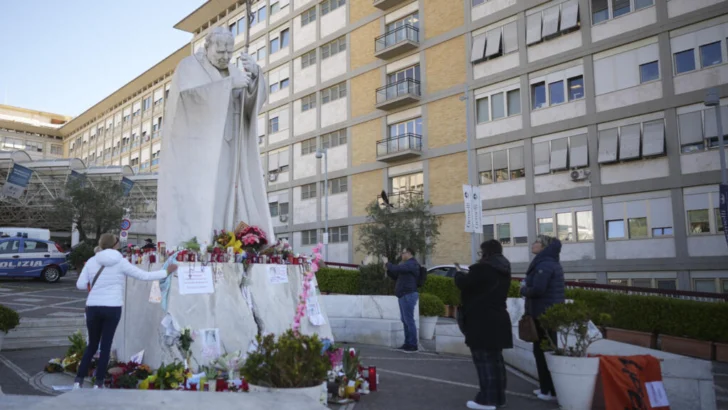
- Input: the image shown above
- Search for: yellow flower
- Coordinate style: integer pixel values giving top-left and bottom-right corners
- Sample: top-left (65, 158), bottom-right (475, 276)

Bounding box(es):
top-left (165, 372), bottom-right (170, 378)
top-left (171, 382), bottom-right (178, 388)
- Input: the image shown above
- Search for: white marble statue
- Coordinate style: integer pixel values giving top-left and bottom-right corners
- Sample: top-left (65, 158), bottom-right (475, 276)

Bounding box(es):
top-left (157, 27), bottom-right (273, 248)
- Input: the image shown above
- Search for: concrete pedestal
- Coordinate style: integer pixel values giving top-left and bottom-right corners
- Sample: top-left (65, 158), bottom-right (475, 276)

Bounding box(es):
top-left (113, 263), bottom-right (332, 369)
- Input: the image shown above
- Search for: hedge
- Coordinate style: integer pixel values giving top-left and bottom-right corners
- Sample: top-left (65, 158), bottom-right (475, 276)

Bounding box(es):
top-left (0, 304), bottom-right (20, 334)
top-left (419, 293), bottom-right (445, 317)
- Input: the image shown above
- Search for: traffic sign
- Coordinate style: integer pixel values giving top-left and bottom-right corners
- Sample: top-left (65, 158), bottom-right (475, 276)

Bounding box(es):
top-left (120, 219), bottom-right (131, 231)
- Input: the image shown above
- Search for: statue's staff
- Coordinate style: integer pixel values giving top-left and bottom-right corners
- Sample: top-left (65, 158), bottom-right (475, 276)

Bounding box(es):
top-left (244, 0), bottom-right (253, 54)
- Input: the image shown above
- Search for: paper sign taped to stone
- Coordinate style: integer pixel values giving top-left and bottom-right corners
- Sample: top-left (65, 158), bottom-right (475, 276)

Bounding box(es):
top-left (149, 281), bottom-right (162, 303)
top-left (268, 265), bottom-right (288, 284)
top-left (307, 295), bottom-right (327, 326)
top-left (178, 265), bottom-right (215, 295)
top-left (200, 328), bottom-right (221, 359)
top-left (645, 381), bottom-right (670, 407)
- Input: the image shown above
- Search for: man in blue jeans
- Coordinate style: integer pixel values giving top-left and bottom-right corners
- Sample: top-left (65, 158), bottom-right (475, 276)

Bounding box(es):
top-left (385, 247), bottom-right (420, 353)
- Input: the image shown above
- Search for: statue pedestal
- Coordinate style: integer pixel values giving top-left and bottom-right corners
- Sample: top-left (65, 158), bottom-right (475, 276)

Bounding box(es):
top-left (112, 263), bottom-right (332, 369)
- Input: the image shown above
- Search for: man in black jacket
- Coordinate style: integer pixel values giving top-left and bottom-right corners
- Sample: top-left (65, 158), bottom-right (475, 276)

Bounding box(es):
top-left (455, 240), bottom-right (513, 410)
top-left (385, 247), bottom-right (420, 353)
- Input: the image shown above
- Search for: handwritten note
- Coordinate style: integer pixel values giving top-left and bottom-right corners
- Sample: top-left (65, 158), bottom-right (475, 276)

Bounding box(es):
top-left (149, 281), bottom-right (162, 303)
top-left (267, 265), bottom-right (288, 284)
top-left (178, 265), bottom-right (215, 295)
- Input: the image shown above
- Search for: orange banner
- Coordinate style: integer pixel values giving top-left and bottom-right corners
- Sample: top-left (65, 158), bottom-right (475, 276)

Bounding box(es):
top-left (599, 355), bottom-right (670, 410)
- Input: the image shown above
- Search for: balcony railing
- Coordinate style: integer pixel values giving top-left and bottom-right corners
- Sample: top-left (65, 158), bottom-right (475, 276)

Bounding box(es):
top-left (373, 0), bottom-right (407, 10)
top-left (375, 24), bottom-right (419, 59)
top-left (376, 133), bottom-right (422, 161)
top-left (377, 189), bottom-right (424, 208)
top-left (376, 78), bottom-right (421, 110)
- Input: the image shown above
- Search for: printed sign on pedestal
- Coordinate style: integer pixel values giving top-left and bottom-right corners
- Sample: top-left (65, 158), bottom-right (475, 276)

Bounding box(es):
top-left (2, 164), bottom-right (32, 199)
top-left (178, 265), bottom-right (215, 295)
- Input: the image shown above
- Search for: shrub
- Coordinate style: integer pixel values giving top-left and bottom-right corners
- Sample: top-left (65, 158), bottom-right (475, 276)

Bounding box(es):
top-left (539, 300), bottom-right (611, 357)
top-left (359, 264), bottom-right (395, 296)
top-left (419, 293), bottom-right (445, 317)
top-left (508, 280), bottom-right (521, 298)
top-left (241, 330), bottom-right (330, 388)
top-left (0, 304), bottom-right (20, 334)
top-left (421, 275), bottom-right (460, 306)
top-left (316, 268), bottom-right (359, 295)
top-left (69, 241), bottom-right (95, 269)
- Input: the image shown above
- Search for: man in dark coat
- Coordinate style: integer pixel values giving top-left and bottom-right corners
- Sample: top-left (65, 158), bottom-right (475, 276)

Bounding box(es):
top-left (455, 240), bottom-right (512, 410)
top-left (385, 247), bottom-right (421, 353)
top-left (520, 234), bottom-right (565, 402)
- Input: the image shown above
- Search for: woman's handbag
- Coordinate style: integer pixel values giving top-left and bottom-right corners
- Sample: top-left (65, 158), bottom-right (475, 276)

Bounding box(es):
top-left (87, 266), bottom-right (105, 292)
top-left (518, 314), bottom-right (540, 343)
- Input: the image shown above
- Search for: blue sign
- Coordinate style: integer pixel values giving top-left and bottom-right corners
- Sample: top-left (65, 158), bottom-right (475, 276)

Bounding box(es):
top-left (2, 164), bottom-right (33, 199)
top-left (121, 177), bottom-right (134, 197)
top-left (720, 184), bottom-right (728, 248)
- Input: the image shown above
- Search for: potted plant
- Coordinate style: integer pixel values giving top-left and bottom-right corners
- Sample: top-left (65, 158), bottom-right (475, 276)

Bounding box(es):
top-left (0, 304), bottom-right (20, 351)
top-left (241, 330), bottom-right (331, 405)
top-left (419, 293), bottom-right (443, 340)
top-left (538, 300), bottom-right (610, 410)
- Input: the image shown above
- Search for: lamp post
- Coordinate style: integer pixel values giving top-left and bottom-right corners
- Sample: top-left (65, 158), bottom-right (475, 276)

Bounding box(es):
top-left (705, 87), bottom-right (727, 184)
top-left (316, 148), bottom-right (329, 260)
top-left (460, 85), bottom-right (479, 264)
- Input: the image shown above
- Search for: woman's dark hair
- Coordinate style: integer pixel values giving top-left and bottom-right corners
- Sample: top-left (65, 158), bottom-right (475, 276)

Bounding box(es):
top-left (404, 247), bottom-right (416, 257)
top-left (480, 239), bottom-right (503, 258)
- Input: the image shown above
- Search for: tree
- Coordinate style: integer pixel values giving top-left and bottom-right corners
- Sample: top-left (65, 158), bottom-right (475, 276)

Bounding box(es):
top-left (52, 178), bottom-right (128, 243)
top-left (357, 196), bottom-right (441, 264)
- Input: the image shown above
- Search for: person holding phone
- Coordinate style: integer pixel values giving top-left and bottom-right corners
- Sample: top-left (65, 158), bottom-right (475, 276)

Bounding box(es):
top-left (384, 247), bottom-right (421, 353)
top-left (454, 240), bottom-right (513, 410)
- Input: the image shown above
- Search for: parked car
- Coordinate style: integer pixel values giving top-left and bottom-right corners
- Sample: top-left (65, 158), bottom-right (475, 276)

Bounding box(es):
top-left (0, 227), bottom-right (51, 241)
top-left (0, 237), bottom-right (70, 283)
top-left (428, 264), bottom-right (469, 278)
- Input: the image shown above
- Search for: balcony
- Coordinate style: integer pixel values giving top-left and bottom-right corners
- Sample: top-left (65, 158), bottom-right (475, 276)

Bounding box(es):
top-left (376, 133), bottom-right (422, 162)
top-left (377, 190), bottom-right (424, 209)
top-left (375, 25), bottom-right (419, 60)
top-left (376, 78), bottom-right (421, 110)
top-left (373, 0), bottom-right (408, 10)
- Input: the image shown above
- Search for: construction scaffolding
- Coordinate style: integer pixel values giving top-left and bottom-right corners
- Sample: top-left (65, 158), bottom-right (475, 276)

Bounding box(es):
top-left (0, 150), bottom-right (158, 233)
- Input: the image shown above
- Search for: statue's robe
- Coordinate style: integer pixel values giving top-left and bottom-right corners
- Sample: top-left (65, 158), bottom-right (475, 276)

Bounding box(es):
top-left (156, 52), bottom-right (272, 248)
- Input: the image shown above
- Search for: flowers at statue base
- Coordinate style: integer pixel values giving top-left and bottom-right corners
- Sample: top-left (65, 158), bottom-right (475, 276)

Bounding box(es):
top-left (44, 358), bottom-right (63, 373)
top-left (292, 243), bottom-right (323, 336)
top-left (177, 327), bottom-right (195, 368)
top-left (238, 225), bottom-right (268, 252)
top-left (211, 351), bottom-right (245, 379)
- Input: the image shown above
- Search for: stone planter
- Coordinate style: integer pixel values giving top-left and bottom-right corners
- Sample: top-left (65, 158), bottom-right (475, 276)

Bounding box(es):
top-left (660, 335), bottom-right (714, 360)
top-left (545, 353), bottom-right (600, 410)
top-left (714, 343), bottom-right (728, 363)
top-left (605, 327), bottom-right (656, 349)
top-left (248, 382), bottom-right (327, 405)
top-left (419, 316), bottom-right (438, 340)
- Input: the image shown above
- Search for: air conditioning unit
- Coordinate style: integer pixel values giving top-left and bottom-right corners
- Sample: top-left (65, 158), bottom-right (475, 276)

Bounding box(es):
top-left (268, 172), bottom-right (278, 182)
top-left (570, 169), bottom-right (590, 181)
top-left (279, 214), bottom-right (288, 223)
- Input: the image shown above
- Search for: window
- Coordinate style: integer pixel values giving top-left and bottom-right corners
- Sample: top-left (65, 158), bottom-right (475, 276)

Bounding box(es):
top-left (23, 240), bottom-right (48, 253)
top-left (301, 183), bottom-right (317, 200)
top-left (270, 1), bottom-right (280, 15)
top-left (477, 97), bottom-right (489, 123)
top-left (142, 97), bottom-right (152, 112)
top-left (390, 172), bottom-right (424, 195)
top-left (301, 50), bottom-right (316, 69)
top-left (507, 89), bottom-right (521, 115)
top-left (556, 213), bottom-right (573, 241)
top-left (652, 227), bottom-right (673, 236)
top-left (566, 76), bottom-right (583, 101)
top-left (322, 129), bottom-right (347, 149)
top-left (470, 22), bottom-right (518, 64)
top-left (301, 229), bottom-right (318, 245)
top-left (0, 240), bottom-right (20, 254)
top-left (598, 119), bottom-right (666, 163)
top-left (538, 218), bottom-right (554, 236)
top-left (678, 107), bottom-right (728, 154)
top-left (694, 279), bottom-right (716, 293)
top-left (322, 83), bottom-right (346, 104)
top-left (606, 220), bottom-right (625, 239)
top-left (301, 138), bottom-right (317, 155)
top-left (301, 7), bottom-right (316, 26)
top-left (700, 42), bottom-right (722, 68)
top-left (674, 50), bottom-right (695, 74)
top-left (302, 94), bottom-right (316, 112)
top-left (639, 61), bottom-right (659, 83)
top-left (270, 37), bottom-right (280, 54)
top-left (538, 210), bottom-right (593, 241)
top-left (476, 89), bottom-right (521, 123)
top-left (612, 0), bottom-right (630, 17)
top-left (254, 6), bottom-right (267, 26)
top-left (533, 134), bottom-right (588, 174)
top-left (51, 145), bottom-right (63, 155)
top-left (592, 0), bottom-right (609, 24)
top-left (491, 93), bottom-right (505, 119)
top-left (657, 280), bottom-right (676, 290)
top-left (324, 177), bottom-right (348, 194)
top-left (526, 0), bottom-right (580, 46)
top-left (269, 117), bottom-right (279, 133)
top-left (473, 0), bottom-right (486, 5)
top-left (631, 279), bottom-right (652, 288)
top-left (326, 227), bottom-right (349, 243)
top-left (548, 81), bottom-right (565, 105)
top-left (269, 202), bottom-right (279, 217)
top-left (592, 0), bottom-right (652, 24)
top-left (531, 82), bottom-right (546, 109)
top-left (477, 146), bottom-right (525, 184)
top-left (321, 37), bottom-right (346, 60)
top-left (628, 217), bottom-right (648, 238)
top-left (482, 222), bottom-right (528, 246)
top-left (576, 211), bottom-right (594, 240)
top-left (256, 46), bottom-right (267, 61)
top-left (688, 209), bottom-right (710, 234)
top-left (321, 0), bottom-right (345, 16)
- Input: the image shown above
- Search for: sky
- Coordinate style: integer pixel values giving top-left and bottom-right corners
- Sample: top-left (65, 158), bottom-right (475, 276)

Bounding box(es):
top-left (0, 0), bottom-right (206, 117)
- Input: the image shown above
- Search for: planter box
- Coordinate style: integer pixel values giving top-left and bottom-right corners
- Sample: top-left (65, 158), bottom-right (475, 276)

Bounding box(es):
top-left (605, 327), bottom-right (656, 349)
top-left (661, 335), bottom-right (714, 360)
top-left (715, 343), bottom-right (728, 363)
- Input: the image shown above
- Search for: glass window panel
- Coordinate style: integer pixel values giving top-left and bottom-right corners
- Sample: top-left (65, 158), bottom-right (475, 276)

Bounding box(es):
top-left (549, 81), bottom-right (565, 105)
top-left (538, 217), bottom-right (554, 236)
top-left (532, 82), bottom-right (546, 109)
top-left (482, 224), bottom-right (495, 241)
top-left (479, 170), bottom-right (493, 185)
top-left (556, 213), bottom-right (573, 241)
top-left (688, 209), bottom-right (710, 234)
top-left (269, 202), bottom-right (279, 217)
top-left (631, 279), bottom-right (652, 288)
top-left (700, 42), bottom-right (722, 68)
top-left (497, 223), bottom-right (511, 245)
top-left (657, 280), bottom-right (676, 290)
top-left (628, 217), bottom-right (648, 238)
top-left (674, 49), bottom-right (696, 74)
top-left (716, 208), bottom-right (725, 232)
top-left (567, 76), bottom-right (584, 101)
top-left (491, 93), bottom-right (505, 119)
top-left (576, 211), bottom-right (593, 241)
top-left (606, 220), bottom-right (625, 239)
top-left (592, 0), bottom-right (609, 24)
top-left (639, 61), bottom-right (659, 83)
top-left (281, 29), bottom-right (290, 48)
top-left (477, 97), bottom-right (489, 123)
top-left (507, 89), bottom-right (521, 115)
top-left (612, 0), bottom-right (630, 17)
top-left (695, 279), bottom-right (716, 293)
top-left (634, 0), bottom-right (653, 10)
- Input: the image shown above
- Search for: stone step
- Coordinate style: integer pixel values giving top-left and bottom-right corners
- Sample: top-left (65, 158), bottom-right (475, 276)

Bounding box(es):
top-left (3, 336), bottom-right (73, 350)
top-left (7, 326), bottom-right (84, 339)
top-left (16, 318), bottom-right (85, 328)
top-left (1, 394), bottom-right (51, 410)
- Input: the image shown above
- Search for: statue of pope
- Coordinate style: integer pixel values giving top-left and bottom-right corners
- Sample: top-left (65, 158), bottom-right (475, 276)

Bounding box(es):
top-left (156, 27), bottom-right (273, 248)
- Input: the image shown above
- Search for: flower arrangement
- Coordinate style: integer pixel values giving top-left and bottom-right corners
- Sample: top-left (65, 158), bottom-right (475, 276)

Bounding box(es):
top-left (238, 225), bottom-right (268, 253)
top-left (292, 243), bottom-right (323, 335)
top-left (212, 351), bottom-right (245, 379)
top-left (154, 361), bottom-right (190, 390)
top-left (44, 358), bottom-right (63, 373)
top-left (342, 348), bottom-right (361, 380)
top-left (177, 327), bottom-right (195, 368)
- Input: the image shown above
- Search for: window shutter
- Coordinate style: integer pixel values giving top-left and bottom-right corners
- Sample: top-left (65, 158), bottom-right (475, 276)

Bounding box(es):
top-left (503, 22), bottom-right (518, 54)
top-left (485, 29), bottom-right (502, 57)
top-left (642, 120), bottom-right (665, 157)
top-left (526, 13), bottom-right (542, 45)
top-left (268, 152), bottom-right (279, 171)
top-left (279, 149), bottom-right (290, 167)
top-left (542, 5), bottom-right (560, 38)
top-left (509, 146), bottom-right (524, 170)
top-left (492, 149), bottom-right (508, 170)
top-left (549, 138), bottom-right (568, 171)
top-left (678, 111), bottom-right (703, 146)
top-left (470, 34), bottom-right (487, 63)
top-left (569, 133), bottom-right (588, 168)
top-left (560, 0), bottom-right (579, 31)
top-left (477, 153), bottom-right (492, 173)
top-left (533, 142), bottom-right (550, 175)
top-left (598, 128), bottom-right (619, 163)
top-left (618, 124), bottom-right (641, 161)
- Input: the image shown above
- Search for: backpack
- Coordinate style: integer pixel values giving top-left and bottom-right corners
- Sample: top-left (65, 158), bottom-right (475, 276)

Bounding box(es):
top-left (417, 265), bottom-right (428, 288)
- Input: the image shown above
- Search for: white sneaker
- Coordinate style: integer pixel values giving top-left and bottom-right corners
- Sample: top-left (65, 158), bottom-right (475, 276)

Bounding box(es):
top-left (537, 393), bottom-right (557, 402)
top-left (92, 385), bottom-right (100, 390)
top-left (466, 401), bottom-right (496, 410)
top-left (533, 389), bottom-right (541, 396)
top-left (73, 382), bottom-right (81, 390)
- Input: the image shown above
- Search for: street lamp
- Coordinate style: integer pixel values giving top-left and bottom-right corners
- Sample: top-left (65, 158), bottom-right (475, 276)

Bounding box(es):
top-left (316, 148), bottom-right (329, 260)
top-left (705, 87), bottom-right (727, 185)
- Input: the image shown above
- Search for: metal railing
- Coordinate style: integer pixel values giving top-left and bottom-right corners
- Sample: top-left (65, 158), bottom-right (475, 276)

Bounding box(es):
top-left (375, 24), bottom-right (419, 52)
top-left (376, 133), bottom-right (422, 156)
top-left (376, 78), bottom-right (421, 104)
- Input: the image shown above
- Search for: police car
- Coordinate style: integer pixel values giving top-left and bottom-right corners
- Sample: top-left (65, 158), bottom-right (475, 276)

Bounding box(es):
top-left (0, 237), bottom-right (70, 283)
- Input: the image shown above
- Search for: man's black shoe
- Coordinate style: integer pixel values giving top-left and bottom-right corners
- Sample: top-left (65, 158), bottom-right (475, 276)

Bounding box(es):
top-left (403, 345), bottom-right (418, 353)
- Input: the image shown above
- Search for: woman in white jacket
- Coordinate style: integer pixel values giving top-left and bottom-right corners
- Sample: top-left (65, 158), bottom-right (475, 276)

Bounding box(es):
top-left (74, 233), bottom-right (178, 389)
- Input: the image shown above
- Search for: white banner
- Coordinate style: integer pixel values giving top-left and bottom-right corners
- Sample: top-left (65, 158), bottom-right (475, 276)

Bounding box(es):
top-left (463, 185), bottom-right (474, 233)
top-left (471, 187), bottom-right (483, 234)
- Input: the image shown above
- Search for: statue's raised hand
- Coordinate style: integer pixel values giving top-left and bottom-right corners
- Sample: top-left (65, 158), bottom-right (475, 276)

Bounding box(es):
top-left (232, 71), bottom-right (252, 90)
top-left (238, 52), bottom-right (259, 78)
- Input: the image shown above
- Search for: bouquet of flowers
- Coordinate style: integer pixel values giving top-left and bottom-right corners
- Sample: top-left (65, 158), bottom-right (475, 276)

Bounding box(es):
top-left (44, 358), bottom-right (63, 373)
top-left (238, 226), bottom-right (268, 253)
top-left (154, 361), bottom-right (190, 390)
top-left (177, 327), bottom-right (195, 368)
top-left (212, 351), bottom-right (245, 378)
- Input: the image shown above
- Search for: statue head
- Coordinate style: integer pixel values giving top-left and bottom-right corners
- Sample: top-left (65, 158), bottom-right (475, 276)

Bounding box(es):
top-left (204, 27), bottom-right (235, 70)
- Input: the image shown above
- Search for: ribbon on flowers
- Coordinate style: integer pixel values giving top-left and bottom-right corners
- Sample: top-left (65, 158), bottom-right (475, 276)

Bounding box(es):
top-left (159, 251), bottom-right (180, 312)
